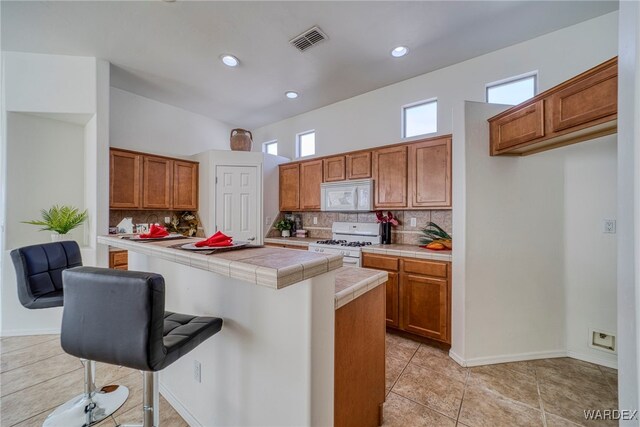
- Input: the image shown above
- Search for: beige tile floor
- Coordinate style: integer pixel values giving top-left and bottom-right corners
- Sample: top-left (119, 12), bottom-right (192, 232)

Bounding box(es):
top-left (1, 333), bottom-right (619, 427)
top-left (0, 335), bottom-right (187, 427)
top-left (384, 332), bottom-right (619, 427)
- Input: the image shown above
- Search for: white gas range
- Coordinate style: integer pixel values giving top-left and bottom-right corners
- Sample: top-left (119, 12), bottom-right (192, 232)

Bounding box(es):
top-left (308, 222), bottom-right (381, 267)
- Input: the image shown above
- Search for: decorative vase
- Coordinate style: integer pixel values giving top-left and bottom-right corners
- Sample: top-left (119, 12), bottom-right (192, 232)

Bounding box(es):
top-left (230, 129), bottom-right (253, 151)
top-left (281, 230), bottom-right (291, 238)
top-left (381, 223), bottom-right (392, 245)
top-left (51, 233), bottom-right (68, 242)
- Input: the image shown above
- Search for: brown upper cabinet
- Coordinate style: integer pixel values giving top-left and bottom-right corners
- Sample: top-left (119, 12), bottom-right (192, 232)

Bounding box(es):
top-left (173, 161), bottom-right (199, 210)
top-left (142, 156), bottom-right (173, 209)
top-left (279, 163), bottom-right (300, 211)
top-left (110, 150), bottom-right (141, 209)
top-left (346, 152), bottom-right (372, 179)
top-left (323, 156), bottom-right (346, 182)
top-left (110, 148), bottom-right (199, 211)
top-left (408, 137), bottom-right (452, 208)
top-left (372, 145), bottom-right (408, 208)
top-left (300, 160), bottom-right (324, 210)
top-left (489, 57), bottom-right (617, 156)
top-left (278, 135), bottom-right (452, 212)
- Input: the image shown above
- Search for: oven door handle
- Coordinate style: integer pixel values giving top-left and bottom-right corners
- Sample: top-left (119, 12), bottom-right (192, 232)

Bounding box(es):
top-left (342, 257), bottom-right (359, 266)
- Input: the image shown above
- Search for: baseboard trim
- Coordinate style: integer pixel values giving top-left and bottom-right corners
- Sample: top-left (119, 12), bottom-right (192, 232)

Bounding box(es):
top-left (448, 350), bottom-right (466, 367)
top-left (567, 350), bottom-right (618, 369)
top-left (159, 382), bottom-right (202, 427)
top-left (1, 328), bottom-right (60, 337)
top-left (455, 350), bottom-right (568, 367)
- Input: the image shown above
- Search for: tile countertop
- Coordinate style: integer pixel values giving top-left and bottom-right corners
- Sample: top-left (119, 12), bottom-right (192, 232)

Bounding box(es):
top-left (264, 237), bottom-right (316, 247)
top-left (333, 266), bottom-right (388, 310)
top-left (98, 235), bottom-right (342, 290)
top-left (363, 244), bottom-right (452, 262)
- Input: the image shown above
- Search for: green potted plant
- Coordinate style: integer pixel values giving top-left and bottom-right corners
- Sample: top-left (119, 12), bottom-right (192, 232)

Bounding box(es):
top-left (23, 205), bottom-right (88, 242)
top-left (274, 218), bottom-right (294, 238)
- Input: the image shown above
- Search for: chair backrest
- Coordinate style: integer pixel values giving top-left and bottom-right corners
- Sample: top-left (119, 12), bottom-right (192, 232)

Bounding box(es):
top-left (10, 241), bottom-right (82, 309)
top-left (61, 267), bottom-right (167, 371)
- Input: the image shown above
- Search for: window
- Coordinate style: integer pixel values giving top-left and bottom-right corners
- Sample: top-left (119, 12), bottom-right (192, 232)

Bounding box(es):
top-left (296, 130), bottom-right (315, 158)
top-left (263, 140), bottom-right (278, 155)
top-left (486, 73), bottom-right (537, 105)
top-left (403, 99), bottom-right (437, 138)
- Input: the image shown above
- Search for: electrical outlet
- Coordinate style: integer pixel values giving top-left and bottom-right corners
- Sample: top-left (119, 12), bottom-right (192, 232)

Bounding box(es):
top-left (164, 217), bottom-right (171, 224)
top-left (410, 217), bottom-right (417, 227)
top-left (193, 360), bottom-right (201, 383)
top-left (603, 219), bottom-right (616, 234)
top-left (265, 216), bottom-right (271, 226)
top-left (313, 217), bottom-right (318, 225)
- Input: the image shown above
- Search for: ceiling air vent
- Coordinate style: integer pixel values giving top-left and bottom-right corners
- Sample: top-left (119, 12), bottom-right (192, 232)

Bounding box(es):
top-left (290, 26), bottom-right (327, 52)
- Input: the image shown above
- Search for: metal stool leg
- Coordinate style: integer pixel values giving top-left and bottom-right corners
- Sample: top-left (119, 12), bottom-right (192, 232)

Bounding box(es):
top-left (143, 372), bottom-right (159, 427)
top-left (43, 359), bottom-right (129, 427)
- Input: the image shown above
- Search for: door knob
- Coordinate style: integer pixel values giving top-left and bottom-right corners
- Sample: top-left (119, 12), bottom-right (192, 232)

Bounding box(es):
top-left (248, 237), bottom-right (255, 241)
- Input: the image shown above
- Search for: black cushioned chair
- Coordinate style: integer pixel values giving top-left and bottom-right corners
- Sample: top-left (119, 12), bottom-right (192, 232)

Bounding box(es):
top-left (61, 267), bottom-right (223, 427)
top-left (10, 242), bottom-right (129, 427)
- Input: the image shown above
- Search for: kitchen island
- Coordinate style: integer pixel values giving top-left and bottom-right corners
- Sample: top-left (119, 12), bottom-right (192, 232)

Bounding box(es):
top-left (98, 236), bottom-right (387, 427)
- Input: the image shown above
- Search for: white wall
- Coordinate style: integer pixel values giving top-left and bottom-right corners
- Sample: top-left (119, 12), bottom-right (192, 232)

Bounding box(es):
top-left (453, 102), bottom-right (567, 365)
top-left (251, 12), bottom-right (618, 160)
top-left (110, 87), bottom-right (232, 157)
top-left (5, 113), bottom-right (86, 247)
top-left (1, 52), bottom-right (109, 336)
top-left (563, 137), bottom-right (617, 367)
top-left (617, 1), bottom-right (640, 422)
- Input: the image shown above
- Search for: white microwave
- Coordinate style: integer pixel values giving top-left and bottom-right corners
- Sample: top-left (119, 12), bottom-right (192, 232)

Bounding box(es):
top-left (320, 179), bottom-right (374, 212)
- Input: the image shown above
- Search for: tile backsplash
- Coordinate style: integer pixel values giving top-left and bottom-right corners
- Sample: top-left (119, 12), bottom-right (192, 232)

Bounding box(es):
top-left (267, 210), bottom-right (452, 245)
top-left (109, 210), bottom-right (204, 237)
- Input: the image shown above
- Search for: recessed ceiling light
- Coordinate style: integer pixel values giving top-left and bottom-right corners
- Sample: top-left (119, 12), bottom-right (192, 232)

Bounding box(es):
top-left (391, 46), bottom-right (409, 58)
top-left (285, 91), bottom-right (299, 99)
top-left (220, 54), bottom-right (239, 67)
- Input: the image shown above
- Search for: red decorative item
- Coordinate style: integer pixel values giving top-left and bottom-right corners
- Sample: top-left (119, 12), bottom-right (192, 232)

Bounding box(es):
top-left (140, 224), bottom-right (169, 239)
top-left (195, 231), bottom-right (234, 247)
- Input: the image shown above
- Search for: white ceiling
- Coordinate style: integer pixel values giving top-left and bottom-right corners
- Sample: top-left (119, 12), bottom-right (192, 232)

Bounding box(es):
top-left (1, 1), bottom-right (618, 129)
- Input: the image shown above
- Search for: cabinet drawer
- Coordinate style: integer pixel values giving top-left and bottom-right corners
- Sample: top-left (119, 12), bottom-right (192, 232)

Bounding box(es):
top-left (362, 254), bottom-right (399, 271)
top-left (402, 259), bottom-right (448, 278)
top-left (111, 251), bottom-right (128, 267)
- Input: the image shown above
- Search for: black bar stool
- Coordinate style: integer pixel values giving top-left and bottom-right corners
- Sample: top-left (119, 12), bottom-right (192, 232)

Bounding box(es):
top-left (61, 267), bottom-right (223, 427)
top-left (10, 241), bottom-right (129, 426)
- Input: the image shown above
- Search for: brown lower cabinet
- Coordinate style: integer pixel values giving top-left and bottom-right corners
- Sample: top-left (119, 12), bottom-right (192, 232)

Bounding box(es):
top-left (362, 252), bottom-right (451, 345)
top-left (109, 250), bottom-right (128, 270)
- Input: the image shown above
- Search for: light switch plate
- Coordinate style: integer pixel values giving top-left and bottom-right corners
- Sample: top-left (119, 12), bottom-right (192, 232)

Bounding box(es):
top-left (164, 217), bottom-right (171, 224)
top-left (410, 217), bottom-right (417, 227)
top-left (265, 216), bottom-right (271, 226)
top-left (313, 217), bottom-right (318, 225)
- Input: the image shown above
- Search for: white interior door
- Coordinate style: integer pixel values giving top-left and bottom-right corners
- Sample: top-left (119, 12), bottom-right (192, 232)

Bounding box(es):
top-left (215, 165), bottom-right (258, 242)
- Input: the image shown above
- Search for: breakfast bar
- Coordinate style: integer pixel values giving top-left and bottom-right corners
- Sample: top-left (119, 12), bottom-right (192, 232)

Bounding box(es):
top-left (98, 236), bottom-right (387, 427)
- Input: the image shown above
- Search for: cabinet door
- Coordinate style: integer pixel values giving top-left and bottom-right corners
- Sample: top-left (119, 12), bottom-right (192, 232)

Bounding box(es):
top-left (489, 100), bottom-right (545, 154)
top-left (549, 61), bottom-right (617, 132)
top-left (300, 160), bottom-right (323, 210)
top-left (173, 161), bottom-right (199, 210)
top-left (346, 152), bottom-right (371, 179)
top-left (385, 272), bottom-right (400, 328)
top-left (400, 274), bottom-right (448, 342)
top-left (323, 156), bottom-right (346, 182)
top-left (142, 156), bottom-right (173, 209)
top-left (408, 138), bottom-right (451, 208)
top-left (110, 150), bottom-right (141, 209)
top-left (372, 146), bottom-right (408, 208)
top-left (279, 164), bottom-right (300, 211)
